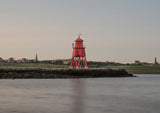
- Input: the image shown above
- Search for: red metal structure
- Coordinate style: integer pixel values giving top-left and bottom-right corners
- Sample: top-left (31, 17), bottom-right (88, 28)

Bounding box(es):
top-left (70, 36), bottom-right (88, 68)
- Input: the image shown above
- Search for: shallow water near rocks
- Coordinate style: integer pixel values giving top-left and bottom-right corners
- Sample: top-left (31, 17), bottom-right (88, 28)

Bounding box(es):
top-left (0, 74), bottom-right (160, 113)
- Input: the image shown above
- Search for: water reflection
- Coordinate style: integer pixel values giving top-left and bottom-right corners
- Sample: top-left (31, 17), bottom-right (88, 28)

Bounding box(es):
top-left (72, 79), bottom-right (85, 113)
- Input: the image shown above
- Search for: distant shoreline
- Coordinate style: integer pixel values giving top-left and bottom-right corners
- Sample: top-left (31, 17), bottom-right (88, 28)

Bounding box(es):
top-left (128, 71), bottom-right (160, 74)
top-left (1, 62), bottom-right (160, 74)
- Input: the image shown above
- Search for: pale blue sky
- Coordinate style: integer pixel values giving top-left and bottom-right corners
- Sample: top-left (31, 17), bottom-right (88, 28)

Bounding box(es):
top-left (0, 0), bottom-right (160, 63)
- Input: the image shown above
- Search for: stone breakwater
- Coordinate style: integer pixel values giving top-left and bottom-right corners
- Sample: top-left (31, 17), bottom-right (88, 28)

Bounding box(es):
top-left (0, 67), bottom-right (134, 79)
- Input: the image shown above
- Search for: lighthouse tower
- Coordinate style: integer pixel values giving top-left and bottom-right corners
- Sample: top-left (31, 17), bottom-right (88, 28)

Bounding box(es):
top-left (70, 35), bottom-right (88, 68)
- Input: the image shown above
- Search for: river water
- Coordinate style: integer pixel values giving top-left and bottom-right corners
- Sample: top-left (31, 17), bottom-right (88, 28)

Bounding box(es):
top-left (0, 74), bottom-right (160, 113)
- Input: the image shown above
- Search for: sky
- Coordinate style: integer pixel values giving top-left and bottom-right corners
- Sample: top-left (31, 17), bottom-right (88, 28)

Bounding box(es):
top-left (0, 0), bottom-right (160, 63)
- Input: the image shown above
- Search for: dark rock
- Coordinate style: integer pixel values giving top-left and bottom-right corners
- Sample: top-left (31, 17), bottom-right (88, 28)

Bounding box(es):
top-left (0, 67), bottom-right (134, 79)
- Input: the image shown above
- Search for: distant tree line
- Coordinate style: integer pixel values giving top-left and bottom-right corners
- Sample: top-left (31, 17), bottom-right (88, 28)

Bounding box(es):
top-left (40, 60), bottom-right (65, 65)
top-left (87, 61), bottom-right (123, 68)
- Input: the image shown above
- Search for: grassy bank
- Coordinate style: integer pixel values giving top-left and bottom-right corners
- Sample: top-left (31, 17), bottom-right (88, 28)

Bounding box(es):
top-left (0, 62), bottom-right (160, 74)
top-left (101, 64), bottom-right (160, 74)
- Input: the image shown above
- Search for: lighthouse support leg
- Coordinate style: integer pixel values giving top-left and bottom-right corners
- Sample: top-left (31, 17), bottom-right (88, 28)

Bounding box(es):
top-left (83, 57), bottom-right (88, 68)
top-left (70, 57), bottom-right (74, 68)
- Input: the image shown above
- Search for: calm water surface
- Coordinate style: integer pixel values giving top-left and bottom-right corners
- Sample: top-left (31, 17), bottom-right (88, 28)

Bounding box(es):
top-left (0, 74), bottom-right (160, 113)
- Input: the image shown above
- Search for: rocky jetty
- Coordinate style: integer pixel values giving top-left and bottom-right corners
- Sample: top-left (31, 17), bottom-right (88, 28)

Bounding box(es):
top-left (0, 67), bottom-right (134, 79)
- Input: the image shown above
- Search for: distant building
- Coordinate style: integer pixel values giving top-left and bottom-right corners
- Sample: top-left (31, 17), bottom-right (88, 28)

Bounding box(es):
top-left (35, 53), bottom-right (38, 62)
top-left (135, 60), bottom-right (140, 65)
top-left (0, 57), bottom-right (3, 62)
top-left (8, 58), bottom-right (14, 63)
top-left (22, 58), bottom-right (28, 63)
top-left (63, 59), bottom-right (71, 64)
top-left (16, 58), bottom-right (29, 63)
top-left (154, 57), bottom-right (158, 65)
top-left (16, 60), bottom-right (22, 63)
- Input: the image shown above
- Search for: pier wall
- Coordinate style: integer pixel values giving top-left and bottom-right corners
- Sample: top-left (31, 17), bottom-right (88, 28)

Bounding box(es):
top-left (0, 67), bottom-right (134, 79)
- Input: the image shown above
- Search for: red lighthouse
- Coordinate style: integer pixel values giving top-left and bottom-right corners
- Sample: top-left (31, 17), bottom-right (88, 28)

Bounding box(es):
top-left (70, 35), bottom-right (88, 68)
